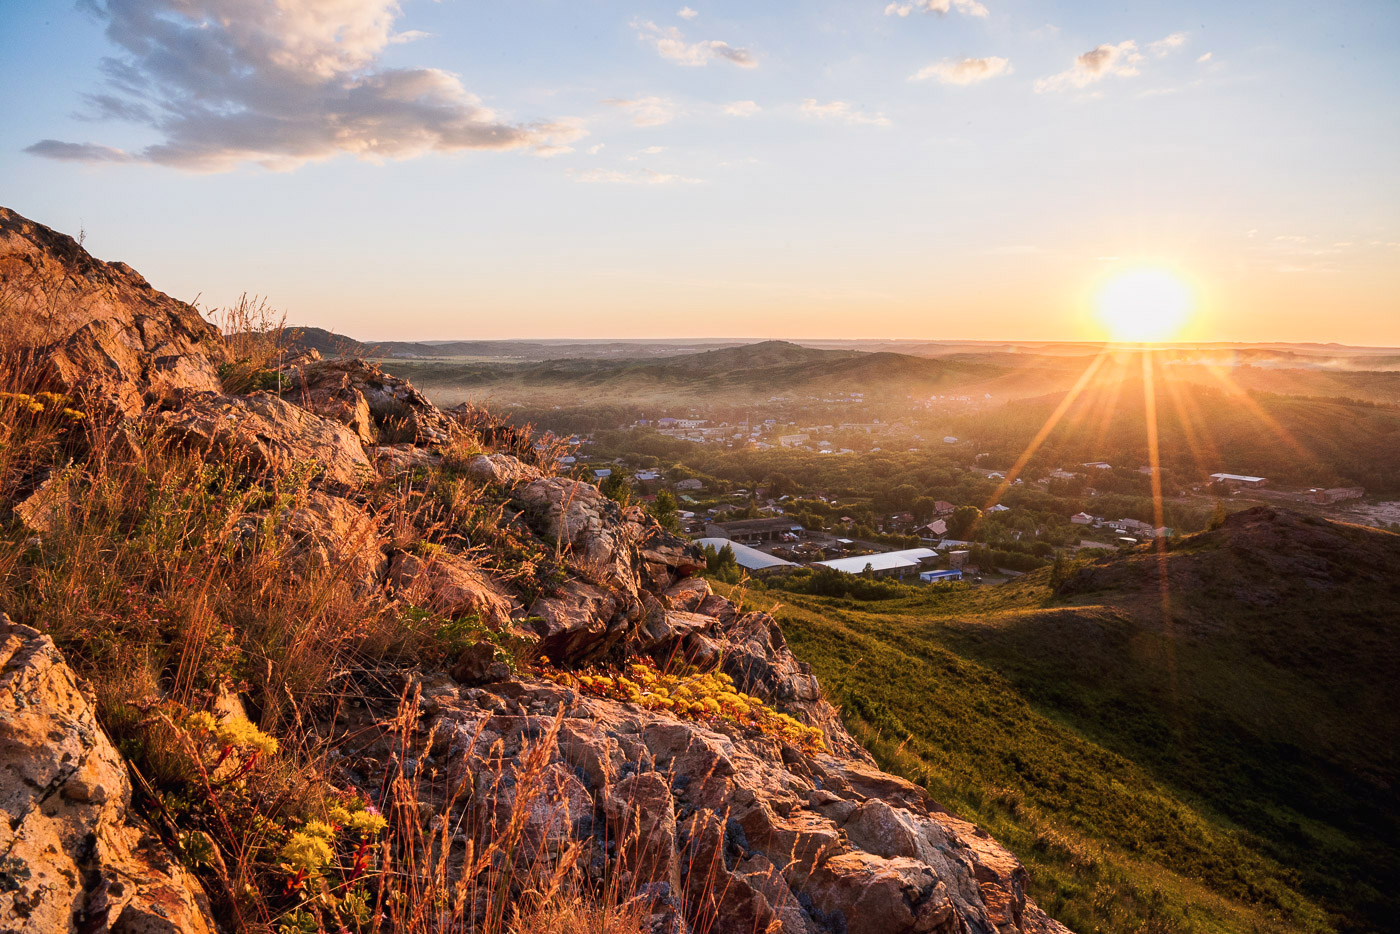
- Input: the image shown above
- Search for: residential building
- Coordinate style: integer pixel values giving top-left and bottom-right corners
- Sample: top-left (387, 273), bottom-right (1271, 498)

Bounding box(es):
top-left (704, 517), bottom-right (803, 543)
top-left (1210, 473), bottom-right (1268, 488)
top-left (920, 569), bottom-right (963, 583)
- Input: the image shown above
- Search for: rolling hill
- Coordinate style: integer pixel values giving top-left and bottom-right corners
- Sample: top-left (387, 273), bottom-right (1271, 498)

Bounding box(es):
top-left (757, 507), bottom-right (1400, 934)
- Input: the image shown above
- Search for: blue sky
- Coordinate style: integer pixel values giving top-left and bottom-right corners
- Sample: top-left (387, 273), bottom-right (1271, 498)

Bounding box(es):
top-left (2, 0), bottom-right (1397, 342)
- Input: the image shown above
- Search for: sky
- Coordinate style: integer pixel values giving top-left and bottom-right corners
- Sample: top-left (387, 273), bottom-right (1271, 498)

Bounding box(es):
top-left (2, 0), bottom-right (1397, 343)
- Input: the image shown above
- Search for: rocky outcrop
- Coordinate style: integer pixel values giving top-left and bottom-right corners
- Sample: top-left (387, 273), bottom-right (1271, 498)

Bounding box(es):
top-left (0, 206), bottom-right (225, 415)
top-left (285, 358), bottom-right (452, 445)
top-left (400, 673), bottom-right (1070, 934)
top-left (153, 390), bottom-right (372, 487)
top-left (0, 617), bottom-right (217, 934)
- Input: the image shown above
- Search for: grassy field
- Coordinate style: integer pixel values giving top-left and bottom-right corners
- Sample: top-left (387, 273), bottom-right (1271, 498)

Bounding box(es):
top-left (722, 511), bottom-right (1400, 934)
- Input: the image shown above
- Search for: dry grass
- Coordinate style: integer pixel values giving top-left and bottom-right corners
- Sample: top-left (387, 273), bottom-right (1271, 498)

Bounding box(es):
top-left (0, 331), bottom-right (688, 933)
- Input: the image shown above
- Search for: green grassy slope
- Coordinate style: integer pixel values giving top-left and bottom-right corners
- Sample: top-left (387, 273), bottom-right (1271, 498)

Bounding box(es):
top-left (734, 508), bottom-right (1400, 934)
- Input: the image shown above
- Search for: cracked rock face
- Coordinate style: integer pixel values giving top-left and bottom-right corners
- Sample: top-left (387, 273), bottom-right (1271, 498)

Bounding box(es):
top-left (380, 674), bottom-right (1071, 934)
top-left (0, 206), bottom-right (225, 416)
top-left (0, 617), bottom-right (217, 934)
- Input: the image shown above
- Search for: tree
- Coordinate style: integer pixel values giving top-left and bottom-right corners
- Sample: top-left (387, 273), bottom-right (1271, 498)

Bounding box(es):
top-left (948, 505), bottom-right (982, 539)
top-left (599, 472), bottom-right (629, 503)
top-left (650, 489), bottom-right (680, 532)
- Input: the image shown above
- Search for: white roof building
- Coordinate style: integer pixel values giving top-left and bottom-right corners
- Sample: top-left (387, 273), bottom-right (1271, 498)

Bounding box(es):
top-left (813, 548), bottom-right (938, 575)
top-left (694, 538), bottom-right (797, 572)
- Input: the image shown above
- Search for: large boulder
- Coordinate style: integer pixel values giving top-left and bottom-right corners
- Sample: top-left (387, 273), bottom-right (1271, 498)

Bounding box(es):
top-left (153, 390), bottom-right (371, 487)
top-left (286, 358), bottom-right (452, 445)
top-left (388, 551), bottom-right (517, 627)
top-left (0, 617), bottom-right (217, 934)
top-left (278, 492), bottom-right (388, 595)
top-left (0, 207), bottom-right (225, 415)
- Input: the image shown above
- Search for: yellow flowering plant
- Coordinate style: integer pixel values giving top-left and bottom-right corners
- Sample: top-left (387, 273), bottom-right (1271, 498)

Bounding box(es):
top-left (537, 657), bottom-right (827, 753)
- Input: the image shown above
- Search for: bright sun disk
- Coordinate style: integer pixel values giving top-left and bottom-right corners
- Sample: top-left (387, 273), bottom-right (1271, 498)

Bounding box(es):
top-left (1096, 268), bottom-right (1194, 342)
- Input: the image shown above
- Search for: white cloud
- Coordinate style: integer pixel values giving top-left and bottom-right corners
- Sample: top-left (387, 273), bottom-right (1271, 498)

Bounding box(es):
top-left (588, 143), bottom-right (606, 155)
top-left (633, 19), bottom-right (757, 68)
top-left (26, 0), bottom-right (583, 172)
top-left (885, 0), bottom-right (988, 19)
top-left (568, 168), bottom-right (701, 185)
top-left (638, 146), bottom-right (667, 154)
top-left (1148, 32), bottom-right (1188, 56)
top-left (678, 6), bottom-right (699, 19)
top-left (911, 57), bottom-right (1012, 85)
top-left (1197, 51), bottom-right (1213, 63)
top-left (601, 97), bottom-right (677, 127)
top-left (800, 99), bottom-right (891, 127)
top-left (723, 100), bottom-right (761, 116)
top-left (1034, 40), bottom-right (1144, 93)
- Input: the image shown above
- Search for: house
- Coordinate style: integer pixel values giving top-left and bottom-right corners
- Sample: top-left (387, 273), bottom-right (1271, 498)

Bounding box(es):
top-left (917, 519), bottom-right (948, 541)
top-left (657, 418), bottom-right (679, 428)
top-left (988, 504), bottom-right (1010, 513)
top-left (704, 517), bottom-right (803, 544)
top-left (933, 501), bottom-right (955, 517)
top-left (674, 478), bottom-right (704, 491)
top-left (635, 470), bottom-right (662, 482)
top-left (920, 569), bottom-right (964, 584)
top-left (693, 538), bottom-right (797, 575)
top-left (592, 468), bottom-right (612, 479)
top-left (1307, 487), bottom-right (1364, 504)
top-left (948, 550), bottom-right (970, 568)
top-left (943, 436), bottom-right (958, 444)
top-left (1070, 512), bottom-right (1096, 525)
top-left (778, 434), bottom-right (810, 448)
top-left (813, 548), bottom-right (940, 579)
top-left (1210, 473), bottom-right (1267, 488)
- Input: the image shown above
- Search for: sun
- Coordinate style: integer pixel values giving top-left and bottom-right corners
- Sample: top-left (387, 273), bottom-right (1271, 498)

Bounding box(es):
top-left (1095, 268), bottom-right (1194, 342)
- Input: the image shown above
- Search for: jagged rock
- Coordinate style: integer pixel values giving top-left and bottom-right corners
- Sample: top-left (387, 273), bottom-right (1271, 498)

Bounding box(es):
top-left (11, 472), bottom-right (75, 533)
top-left (527, 579), bottom-right (629, 661)
top-left (418, 676), bottom-right (1070, 934)
top-left (388, 551), bottom-right (516, 627)
top-left (450, 642), bottom-right (511, 686)
top-left (281, 492), bottom-right (388, 595)
top-left (286, 358), bottom-right (452, 444)
top-left (0, 206), bottom-right (225, 415)
top-left (467, 453), bottom-right (544, 486)
top-left (373, 444), bottom-right (442, 477)
top-left (662, 577), bottom-right (712, 613)
top-left (153, 390), bottom-right (371, 487)
top-left (0, 617), bottom-right (217, 934)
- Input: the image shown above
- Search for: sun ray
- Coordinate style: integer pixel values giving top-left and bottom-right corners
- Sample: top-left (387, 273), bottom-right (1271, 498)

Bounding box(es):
top-left (1141, 351), bottom-right (1180, 701)
top-left (981, 350), bottom-right (1109, 513)
top-left (1197, 363), bottom-right (1319, 469)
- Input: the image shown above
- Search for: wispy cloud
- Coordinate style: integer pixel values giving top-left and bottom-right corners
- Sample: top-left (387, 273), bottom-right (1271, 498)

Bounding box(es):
top-left (885, 0), bottom-right (988, 19)
top-left (1197, 51), bottom-right (1213, 63)
top-left (800, 99), bottom-right (891, 127)
top-left (26, 0), bottom-right (583, 172)
top-left (568, 167), bottom-right (701, 185)
top-left (1148, 32), bottom-right (1189, 56)
top-left (601, 97), bottom-right (676, 127)
top-left (1035, 40), bottom-right (1144, 92)
top-left (911, 57), bottom-right (1012, 85)
top-left (678, 7), bottom-right (699, 20)
top-left (632, 19), bottom-right (757, 68)
top-left (722, 100), bottom-right (761, 116)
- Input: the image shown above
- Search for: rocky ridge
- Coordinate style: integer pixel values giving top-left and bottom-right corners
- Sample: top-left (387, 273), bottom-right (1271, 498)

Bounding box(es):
top-left (0, 205), bottom-right (1071, 934)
